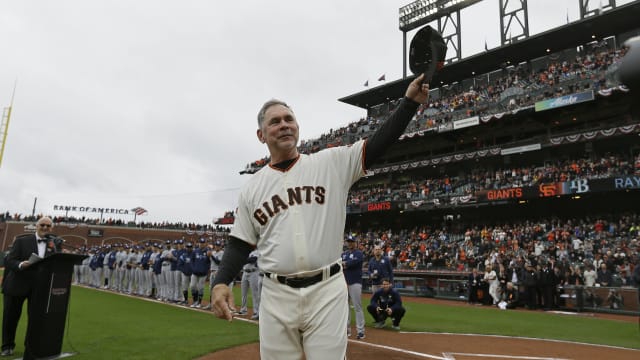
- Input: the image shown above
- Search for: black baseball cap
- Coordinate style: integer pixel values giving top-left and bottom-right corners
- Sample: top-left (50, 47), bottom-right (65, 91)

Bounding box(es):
top-left (409, 25), bottom-right (447, 84)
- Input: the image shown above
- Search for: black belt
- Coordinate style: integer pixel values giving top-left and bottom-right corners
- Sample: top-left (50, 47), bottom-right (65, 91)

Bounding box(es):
top-left (265, 263), bottom-right (341, 289)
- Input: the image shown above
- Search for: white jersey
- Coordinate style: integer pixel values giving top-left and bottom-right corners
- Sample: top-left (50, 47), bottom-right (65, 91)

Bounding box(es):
top-left (231, 140), bottom-right (365, 275)
top-left (116, 250), bottom-right (128, 267)
top-left (129, 251), bottom-right (142, 266)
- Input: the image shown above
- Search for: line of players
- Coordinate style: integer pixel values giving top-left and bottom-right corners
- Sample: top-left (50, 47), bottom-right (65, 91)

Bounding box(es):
top-left (73, 238), bottom-right (226, 308)
top-left (73, 235), bottom-right (401, 330)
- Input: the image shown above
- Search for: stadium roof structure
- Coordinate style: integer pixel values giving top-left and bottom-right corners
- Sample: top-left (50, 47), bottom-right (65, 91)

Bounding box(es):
top-left (339, 1), bottom-right (640, 109)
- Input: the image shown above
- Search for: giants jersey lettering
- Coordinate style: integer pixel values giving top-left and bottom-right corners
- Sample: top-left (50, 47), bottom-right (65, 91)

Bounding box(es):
top-left (232, 140), bottom-right (366, 275)
top-left (253, 186), bottom-right (326, 225)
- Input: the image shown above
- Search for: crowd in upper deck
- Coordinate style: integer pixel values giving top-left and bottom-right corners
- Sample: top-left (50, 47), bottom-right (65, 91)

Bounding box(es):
top-left (241, 40), bottom-right (629, 172)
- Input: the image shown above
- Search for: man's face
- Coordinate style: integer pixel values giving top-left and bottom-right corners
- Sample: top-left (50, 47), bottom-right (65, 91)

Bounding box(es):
top-left (381, 280), bottom-right (392, 292)
top-left (375, 247), bottom-right (383, 257)
top-left (346, 240), bottom-right (356, 249)
top-left (36, 218), bottom-right (53, 237)
top-left (257, 104), bottom-right (299, 155)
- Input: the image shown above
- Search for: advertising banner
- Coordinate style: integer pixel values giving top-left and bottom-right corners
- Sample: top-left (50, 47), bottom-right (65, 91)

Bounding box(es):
top-left (534, 90), bottom-right (594, 112)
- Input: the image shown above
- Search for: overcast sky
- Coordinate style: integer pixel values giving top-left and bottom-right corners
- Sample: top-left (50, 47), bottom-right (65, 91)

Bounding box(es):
top-left (1, 0), bottom-right (631, 225)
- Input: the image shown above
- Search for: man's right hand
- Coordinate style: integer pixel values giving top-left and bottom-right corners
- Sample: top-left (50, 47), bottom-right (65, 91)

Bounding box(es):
top-left (212, 284), bottom-right (235, 321)
top-left (19, 261), bottom-right (31, 270)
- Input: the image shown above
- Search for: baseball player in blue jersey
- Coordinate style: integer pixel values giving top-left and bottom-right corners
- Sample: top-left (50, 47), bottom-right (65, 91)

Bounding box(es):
top-left (367, 278), bottom-right (406, 330)
top-left (342, 235), bottom-right (365, 339)
top-left (139, 243), bottom-right (154, 297)
top-left (171, 240), bottom-right (184, 303)
top-left (190, 238), bottom-right (210, 308)
top-left (151, 244), bottom-right (164, 299)
top-left (104, 245), bottom-right (117, 289)
top-left (178, 242), bottom-right (194, 305)
top-left (211, 75), bottom-right (430, 360)
top-left (91, 247), bottom-right (105, 288)
top-left (368, 245), bottom-right (394, 293)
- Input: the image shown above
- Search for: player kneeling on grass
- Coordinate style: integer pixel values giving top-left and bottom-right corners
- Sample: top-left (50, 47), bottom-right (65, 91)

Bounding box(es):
top-left (367, 278), bottom-right (406, 330)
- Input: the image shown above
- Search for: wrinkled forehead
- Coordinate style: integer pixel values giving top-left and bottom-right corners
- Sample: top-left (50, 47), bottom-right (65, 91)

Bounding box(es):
top-left (264, 104), bottom-right (295, 121)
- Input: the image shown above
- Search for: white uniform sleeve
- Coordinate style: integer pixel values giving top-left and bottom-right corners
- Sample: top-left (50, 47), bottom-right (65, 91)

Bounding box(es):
top-left (230, 192), bottom-right (258, 246)
top-left (325, 140), bottom-right (366, 188)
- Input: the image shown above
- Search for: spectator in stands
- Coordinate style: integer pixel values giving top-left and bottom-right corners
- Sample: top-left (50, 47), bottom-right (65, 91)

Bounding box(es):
top-left (566, 265), bottom-right (585, 286)
top-left (583, 264), bottom-right (597, 287)
top-left (596, 263), bottom-right (613, 287)
top-left (367, 278), bottom-right (406, 330)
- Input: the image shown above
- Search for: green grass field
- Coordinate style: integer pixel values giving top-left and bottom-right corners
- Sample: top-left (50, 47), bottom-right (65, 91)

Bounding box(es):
top-left (2, 284), bottom-right (638, 359)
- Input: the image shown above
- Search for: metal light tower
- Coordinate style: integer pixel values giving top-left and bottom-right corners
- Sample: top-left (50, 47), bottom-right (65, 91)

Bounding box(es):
top-left (499, 0), bottom-right (530, 46)
top-left (399, 0), bottom-right (484, 78)
top-left (579, 0), bottom-right (616, 18)
top-left (0, 83), bottom-right (16, 168)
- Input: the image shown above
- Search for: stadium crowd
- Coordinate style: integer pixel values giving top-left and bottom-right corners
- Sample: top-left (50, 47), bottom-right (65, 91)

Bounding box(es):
top-left (348, 152), bottom-right (640, 205)
top-left (0, 212), bottom-right (230, 233)
top-left (348, 212), bottom-right (639, 309)
top-left (242, 40), bottom-right (628, 172)
top-left (56, 211), bottom-right (639, 312)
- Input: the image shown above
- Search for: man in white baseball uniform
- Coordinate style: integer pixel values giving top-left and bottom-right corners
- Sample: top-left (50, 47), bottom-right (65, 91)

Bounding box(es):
top-left (211, 74), bottom-right (430, 360)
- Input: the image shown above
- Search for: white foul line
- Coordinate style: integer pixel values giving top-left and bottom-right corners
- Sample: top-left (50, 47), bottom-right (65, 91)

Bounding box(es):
top-left (447, 353), bottom-right (570, 360)
top-left (350, 339), bottom-right (448, 360)
top-left (408, 331), bottom-right (640, 352)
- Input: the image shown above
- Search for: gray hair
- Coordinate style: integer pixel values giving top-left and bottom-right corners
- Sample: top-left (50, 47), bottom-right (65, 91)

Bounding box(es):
top-left (257, 99), bottom-right (292, 127)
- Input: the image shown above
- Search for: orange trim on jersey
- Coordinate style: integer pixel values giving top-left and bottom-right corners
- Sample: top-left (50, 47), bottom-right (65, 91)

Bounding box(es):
top-left (268, 154), bottom-right (301, 173)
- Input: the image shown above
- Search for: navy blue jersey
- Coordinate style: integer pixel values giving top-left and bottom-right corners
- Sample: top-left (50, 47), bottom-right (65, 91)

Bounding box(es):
top-left (140, 250), bottom-right (152, 270)
top-left (107, 251), bottom-right (117, 269)
top-left (152, 252), bottom-right (163, 275)
top-left (95, 252), bottom-right (106, 270)
top-left (370, 287), bottom-right (403, 313)
top-left (178, 250), bottom-right (194, 276)
top-left (192, 248), bottom-right (210, 276)
top-left (169, 249), bottom-right (180, 271)
top-left (368, 256), bottom-right (394, 285)
top-left (341, 249), bottom-right (363, 285)
top-left (89, 253), bottom-right (101, 270)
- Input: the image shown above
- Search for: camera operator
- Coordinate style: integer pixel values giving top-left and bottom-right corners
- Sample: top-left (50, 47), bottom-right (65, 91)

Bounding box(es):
top-left (367, 278), bottom-right (406, 330)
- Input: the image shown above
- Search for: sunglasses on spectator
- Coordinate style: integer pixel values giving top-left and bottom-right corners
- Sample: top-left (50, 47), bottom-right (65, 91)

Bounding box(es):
top-left (39, 224), bottom-right (52, 227)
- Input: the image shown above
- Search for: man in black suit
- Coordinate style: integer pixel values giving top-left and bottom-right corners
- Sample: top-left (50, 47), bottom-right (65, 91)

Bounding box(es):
top-left (2, 216), bottom-right (60, 357)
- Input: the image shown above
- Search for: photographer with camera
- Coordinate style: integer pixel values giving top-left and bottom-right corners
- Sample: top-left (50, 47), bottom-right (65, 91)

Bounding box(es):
top-left (367, 278), bottom-right (406, 330)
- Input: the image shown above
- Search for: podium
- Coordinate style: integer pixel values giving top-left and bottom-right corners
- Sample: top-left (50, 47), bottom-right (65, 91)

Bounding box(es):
top-left (25, 253), bottom-right (86, 360)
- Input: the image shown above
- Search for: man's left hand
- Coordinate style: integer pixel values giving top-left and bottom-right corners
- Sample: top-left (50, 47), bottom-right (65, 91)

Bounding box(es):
top-left (405, 74), bottom-right (430, 104)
